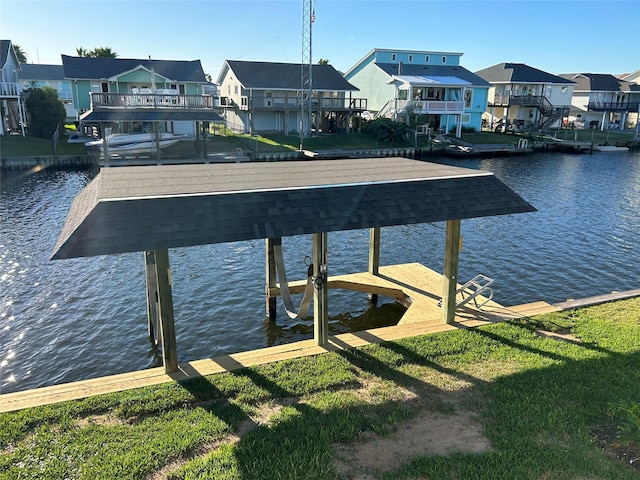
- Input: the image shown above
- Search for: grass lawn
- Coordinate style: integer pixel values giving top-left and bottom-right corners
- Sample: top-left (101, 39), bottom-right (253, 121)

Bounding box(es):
top-left (1, 298), bottom-right (639, 479)
top-left (2, 128), bottom-right (636, 158)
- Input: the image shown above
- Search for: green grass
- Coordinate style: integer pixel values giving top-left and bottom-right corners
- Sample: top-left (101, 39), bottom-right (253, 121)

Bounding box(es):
top-left (1, 298), bottom-right (640, 479)
top-left (1, 126), bottom-right (637, 158)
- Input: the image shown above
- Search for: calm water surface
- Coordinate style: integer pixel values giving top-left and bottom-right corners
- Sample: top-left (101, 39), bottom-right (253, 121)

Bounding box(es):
top-left (1, 151), bottom-right (639, 393)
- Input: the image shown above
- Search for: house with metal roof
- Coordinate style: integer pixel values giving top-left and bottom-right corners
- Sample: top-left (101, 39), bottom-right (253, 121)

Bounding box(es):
top-left (61, 54), bottom-right (222, 136)
top-left (0, 39), bottom-right (26, 136)
top-left (475, 63), bottom-right (575, 132)
top-left (216, 60), bottom-right (366, 135)
top-left (343, 48), bottom-right (491, 135)
top-left (557, 72), bottom-right (640, 131)
top-left (18, 64), bottom-right (76, 121)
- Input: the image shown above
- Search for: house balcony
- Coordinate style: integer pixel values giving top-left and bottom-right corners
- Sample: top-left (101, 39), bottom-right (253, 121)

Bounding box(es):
top-left (492, 94), bottom-right (549, 108)
top-left (220, 95), bottom-right (368, 112)
top-left (90, 92), bottom-right (216, 111)
top-left (588, 101), bottom-right (640, 112)
top-left (396, 99), bottom-right (465, 115)
top-left (0, 81), bottom-right (22, 97)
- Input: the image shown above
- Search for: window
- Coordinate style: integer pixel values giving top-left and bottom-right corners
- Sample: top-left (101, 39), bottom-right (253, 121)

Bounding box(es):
top-left (391, 53), bottom-right (397, 61)
top-left (408, 54), bottom-right (413, 62)
top-left (561, 86), bottom-right (568, 93)
top-left (464, 89), bottom-right (472, 109)
top-left (425, 55), bottom-right (430, 63)
top-left (441, 56), bottom-right (447, 63)
top-left (461, 113), bottom-right (471, 124)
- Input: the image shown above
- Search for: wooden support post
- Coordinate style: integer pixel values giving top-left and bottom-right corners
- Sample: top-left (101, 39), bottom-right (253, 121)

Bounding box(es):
top-left (368, 227), bottom-right (381, 304)
top-left (154, 248), bottom-right (178, 373)
top-left (265, 238), bottom-right (278, 321)
top-left (154, 122), bottom-right (161, 163)
top-left (144, 251), bottom-right (159, 345)
top-left (202, 121), bottom-right (208, 159)
top-left (442, 219), bottom-right (461, 324)
top-left (313, 232), bottom-right (329, 346)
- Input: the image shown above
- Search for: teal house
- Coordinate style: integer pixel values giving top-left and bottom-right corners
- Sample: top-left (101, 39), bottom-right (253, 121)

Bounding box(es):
top-left (61, 55), bottom-right (220, 136)
top-left (344, 48), bottom-right (490, 135)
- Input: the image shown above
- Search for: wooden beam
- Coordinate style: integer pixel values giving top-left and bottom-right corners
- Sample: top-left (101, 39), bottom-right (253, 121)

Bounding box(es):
top-left (265, 238), bottom-right (278, 321)
top-left (144, 251), bottom-right (159, 345)
top-left (442, 219), bottom-right (461, 324)
top-left (154, 248), bottom-right (178, 372)
top-left (313, 232), bottom-right (329, 345)
top-left (368, 227), bottom-right (381, 304)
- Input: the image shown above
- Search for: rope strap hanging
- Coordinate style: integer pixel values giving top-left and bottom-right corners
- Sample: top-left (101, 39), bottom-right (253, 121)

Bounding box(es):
top-left (273, 242), bottom-right (315, 320)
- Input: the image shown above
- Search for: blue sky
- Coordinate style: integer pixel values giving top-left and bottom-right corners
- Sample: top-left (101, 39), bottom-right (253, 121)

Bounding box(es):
top-left (2, 0), bottom-right (639, 79)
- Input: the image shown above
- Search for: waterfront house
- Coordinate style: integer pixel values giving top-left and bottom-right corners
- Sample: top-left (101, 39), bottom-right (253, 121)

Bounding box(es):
top-left (343, 48), bottom-right (490, 136)
top-left (0, 39), bottom-right (26, 136)
top-left (61, 55), bottom-right (221, 136)
top-left (216, 60), bottom-right (366, 135)
top-left (475, 63), bottom-right (575, 132)
top-left (18, 64), bottom-right (76, 121)
top-left (621, 68), bottom-right (640, 85)
top-left (557, 72), bottom-right (640, 131)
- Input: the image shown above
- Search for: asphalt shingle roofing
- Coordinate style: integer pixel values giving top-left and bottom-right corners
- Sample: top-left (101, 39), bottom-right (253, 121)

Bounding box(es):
top-left (224, 60), bottom-right (359, 91)
top-left (80, 110), bottom-right (225, 123)
top-left (18, 64), bottom-right (66, 81)
top-left (52, 158), bottom-right (535, 260)
top-left (475, 63), bottom-right (575, 85)
top-left (558, 73), bottom-right (635, 92)
top-left (61, 55), bottom-right (208, 82)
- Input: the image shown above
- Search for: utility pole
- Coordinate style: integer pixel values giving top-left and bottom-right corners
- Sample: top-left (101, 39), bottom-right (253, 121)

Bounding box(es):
top-left (300, 0), bottom-right (313, 150)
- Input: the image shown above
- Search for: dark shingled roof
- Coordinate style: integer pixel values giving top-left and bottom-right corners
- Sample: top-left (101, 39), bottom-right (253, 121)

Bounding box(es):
top-left (61, 55), bottom-right (208, 83)
top-left (475, 63), bottom-right (575, 85)
top-left (223, 60), bottom-right (359, 91)
top-left (557, 73), bottom-right (634, 92)
top-left (80, 109), bottom-right (225, 123)
top-left (376, 63), bottom-right (491, 87)
top-left (52, 158), bottom-right (535, 260)
top-left (18, 64), bottom-right (66, 81)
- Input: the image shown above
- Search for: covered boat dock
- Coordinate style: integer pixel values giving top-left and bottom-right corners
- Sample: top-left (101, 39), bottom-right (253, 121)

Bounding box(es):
top-left (49, 157), bottom-right (535, 382)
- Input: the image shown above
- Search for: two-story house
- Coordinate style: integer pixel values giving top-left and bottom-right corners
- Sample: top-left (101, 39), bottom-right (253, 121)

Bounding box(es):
top-left (18, 64), bottom-right (77, 121)
top-left (558, 73), bottom-right (640, 130)
top-left (0, 39), bottom-right (26, 136)
top-left (475, 63), bottom-right (575, 132)
top-left (216, 60), bottom-right (366, 135)
top-left (62, 54), bottom-right (222, 136)
top-left (343, 48), bottom-right (491, 136)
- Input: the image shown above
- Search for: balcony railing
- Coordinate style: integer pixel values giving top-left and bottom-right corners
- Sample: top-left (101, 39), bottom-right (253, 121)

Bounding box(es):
top-left (588, 101), bottom-right (640, 112)
top-left (0, 82), bottom-right (21, 96)
top-left (221, 95), bottom-right (368, 111)
top-left (91, 92), bottom-right (215, 110)
top-left (396, 99), bottom-right (465, 114)
top-left (493, 94), bottom-right (548, 107)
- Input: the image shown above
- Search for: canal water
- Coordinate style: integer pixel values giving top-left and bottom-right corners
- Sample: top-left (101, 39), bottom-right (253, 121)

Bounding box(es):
top-left (1, 150), bottom-right (639, 394)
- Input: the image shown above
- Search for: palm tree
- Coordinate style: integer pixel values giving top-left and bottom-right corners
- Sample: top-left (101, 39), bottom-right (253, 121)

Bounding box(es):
top-left (75, 46), bottom-right (118, 58)
top-left (13, 43), bottom-right (27, 63)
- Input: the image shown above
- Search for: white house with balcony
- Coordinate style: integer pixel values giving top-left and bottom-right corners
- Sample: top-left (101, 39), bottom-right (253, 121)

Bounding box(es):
top-left (557, 72), bottom-right (639, 130)
top-left (216, 60), bottom-right (366, 135)
top-left (19, 64), bottom-right (77, 121)
top-left (343, 48), bottom-right (491, 135)
top-left (0, 39), bottom-right (26, 136)
top-left (475, 63), bottom-right (575, 131)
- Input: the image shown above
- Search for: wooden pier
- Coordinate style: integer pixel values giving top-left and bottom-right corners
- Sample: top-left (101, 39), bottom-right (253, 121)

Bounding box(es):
top-left (0, 263), bottom-right (562, 413)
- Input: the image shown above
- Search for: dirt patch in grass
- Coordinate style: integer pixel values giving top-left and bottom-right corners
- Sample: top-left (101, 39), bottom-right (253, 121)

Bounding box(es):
top-left (333, 407), bottom-right (490, 479)
top-left (592, 424), bottom-right (640, 473)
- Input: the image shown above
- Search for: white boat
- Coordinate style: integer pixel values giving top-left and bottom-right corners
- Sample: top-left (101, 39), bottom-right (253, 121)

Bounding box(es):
top-left (85, 133), bottom-right (183, 153)
top-left (593, 145), bottom-right (629, 152)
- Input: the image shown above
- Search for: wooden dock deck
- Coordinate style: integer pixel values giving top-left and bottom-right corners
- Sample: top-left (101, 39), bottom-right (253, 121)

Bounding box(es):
top-left (0, 263), bottom-right (562, 413)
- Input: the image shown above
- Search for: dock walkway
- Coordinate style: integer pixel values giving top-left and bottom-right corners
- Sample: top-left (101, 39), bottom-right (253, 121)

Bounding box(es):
top-left (4, 263), bottom-right (631, 414)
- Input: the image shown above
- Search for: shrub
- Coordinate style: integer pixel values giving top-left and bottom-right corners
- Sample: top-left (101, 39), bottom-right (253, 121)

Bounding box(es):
top-left (24, 86), bottom-right (66, 139)
top-left (363, 118), bottom-right (408, 143)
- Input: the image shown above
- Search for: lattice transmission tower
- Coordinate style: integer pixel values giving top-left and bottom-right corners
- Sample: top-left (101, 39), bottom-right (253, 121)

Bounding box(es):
top-left (300, 0), bottom-right (313, 148)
